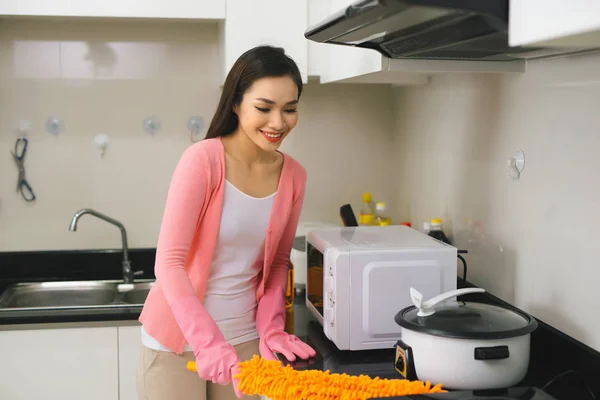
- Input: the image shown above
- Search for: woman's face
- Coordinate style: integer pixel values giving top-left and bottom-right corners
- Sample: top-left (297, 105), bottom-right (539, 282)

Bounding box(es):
top-left (234, 75), bottom-right (299, 152)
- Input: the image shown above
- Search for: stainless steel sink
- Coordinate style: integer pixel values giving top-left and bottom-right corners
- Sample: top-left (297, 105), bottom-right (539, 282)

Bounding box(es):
top-left (0, 280), bottom-right (155, 310)
top-left (119, 282), bottom-right (154, 305)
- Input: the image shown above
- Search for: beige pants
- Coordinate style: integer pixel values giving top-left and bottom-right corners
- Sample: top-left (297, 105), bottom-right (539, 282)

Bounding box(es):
top-left (136, 339), bottom-right (261, 400)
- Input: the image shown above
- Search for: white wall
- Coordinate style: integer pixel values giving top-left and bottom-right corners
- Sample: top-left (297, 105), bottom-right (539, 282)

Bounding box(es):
top-left (392, 50), bottom-right (600, 352)
top-left (0, 18), bottom-right (396, 251)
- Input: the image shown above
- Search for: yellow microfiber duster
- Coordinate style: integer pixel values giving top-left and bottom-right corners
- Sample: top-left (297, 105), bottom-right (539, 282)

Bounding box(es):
top-left (187, 355), bottom-right (445, 400)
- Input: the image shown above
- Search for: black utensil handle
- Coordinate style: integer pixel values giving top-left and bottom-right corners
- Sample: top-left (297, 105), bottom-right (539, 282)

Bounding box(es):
top-left (340, 204), bottom-right (359, 227)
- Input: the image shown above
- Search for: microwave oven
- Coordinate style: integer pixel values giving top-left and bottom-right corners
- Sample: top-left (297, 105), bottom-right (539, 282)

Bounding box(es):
top-left (305, 225), bottom-right (457, 351)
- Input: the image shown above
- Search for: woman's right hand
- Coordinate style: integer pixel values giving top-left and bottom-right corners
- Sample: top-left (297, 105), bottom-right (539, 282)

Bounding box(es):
top-left (193, 342), bottom-right (240, 386)
top-left (169, 295), bottom-right (243, 397)
top-left (230, 363), bottom-right (244, 398)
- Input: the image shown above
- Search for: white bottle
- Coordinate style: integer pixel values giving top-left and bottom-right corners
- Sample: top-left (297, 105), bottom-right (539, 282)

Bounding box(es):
top-left (422, 221), bottom-right (431, 234)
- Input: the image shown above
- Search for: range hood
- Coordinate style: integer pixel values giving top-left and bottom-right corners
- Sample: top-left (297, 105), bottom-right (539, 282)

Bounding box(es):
top-left (304, 0), bottom-right (551, 61)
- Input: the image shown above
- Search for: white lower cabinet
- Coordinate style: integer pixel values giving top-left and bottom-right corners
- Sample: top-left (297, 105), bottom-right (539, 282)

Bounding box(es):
top-left (0, 322), bottom-right (145, 400)
top-left (118, 325), bottom-right (143, 400)
top-left (0, 322), bottom-right (289, 399)
top-left (0, 326), bottom-right (119, 400)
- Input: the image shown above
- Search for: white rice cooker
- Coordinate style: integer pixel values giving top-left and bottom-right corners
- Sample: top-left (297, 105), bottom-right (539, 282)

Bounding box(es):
top-left (394, 287), bottom-right (538, 390)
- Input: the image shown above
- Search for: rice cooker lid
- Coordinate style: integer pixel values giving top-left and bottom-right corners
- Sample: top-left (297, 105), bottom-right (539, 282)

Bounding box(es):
top-left (395, 301), bottom-right (538, 340)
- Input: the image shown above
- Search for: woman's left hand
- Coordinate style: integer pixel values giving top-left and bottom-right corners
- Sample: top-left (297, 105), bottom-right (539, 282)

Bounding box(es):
top-left (259, 331), bottom-right (316, 362)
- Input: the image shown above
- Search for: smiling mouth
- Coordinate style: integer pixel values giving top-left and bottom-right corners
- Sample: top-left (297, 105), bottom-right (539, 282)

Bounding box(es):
top-left (260, 130), bottom-right (284, 143)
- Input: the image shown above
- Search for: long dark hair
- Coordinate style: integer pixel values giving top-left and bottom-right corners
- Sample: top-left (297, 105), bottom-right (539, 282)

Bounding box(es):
top-left (204, 45), bottom-right (303, 139)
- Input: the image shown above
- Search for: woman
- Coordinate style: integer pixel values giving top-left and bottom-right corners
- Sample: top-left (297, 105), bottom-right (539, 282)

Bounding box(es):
top-left (136, 45), bottom-right (316, 400)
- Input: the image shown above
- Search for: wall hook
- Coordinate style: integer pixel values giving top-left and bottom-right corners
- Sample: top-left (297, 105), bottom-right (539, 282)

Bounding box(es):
top-left (187, 116), bottom-right (205, 143)
top-left (143, 116), bottom-right (161, 135)
top-left (93, 134), bottom-right (110, 158)
top-left (46, 116), bottom-right (64, 135)
top-left (507, 149), bottom-right (525, 180)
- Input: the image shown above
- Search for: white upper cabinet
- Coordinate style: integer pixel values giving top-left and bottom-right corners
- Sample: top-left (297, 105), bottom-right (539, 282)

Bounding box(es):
top-left (307, 0), bottom-right (332, 78)
top-left (509, 0), bottom-right (600, 48)
top-left (320, 0), bottom-right (385, 84)
top-left (0, 0), bottom-right (226, 20)
top-left (222, 0), bottom-right (309, 83)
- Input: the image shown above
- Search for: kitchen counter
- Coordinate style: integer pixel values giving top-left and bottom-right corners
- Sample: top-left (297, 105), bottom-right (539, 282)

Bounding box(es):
top-left (279, 303), bottom-right (399, 379)
top-left (2, 294), bottom-right (598, 400)
top-left (1, 248), bottom-right (599, 399)
top-left (2, 300), bottom-right (595, 400)
top-left (0, 303), bottom-right (144, 324)
top-left (283, 292), bottom-right (600, 400)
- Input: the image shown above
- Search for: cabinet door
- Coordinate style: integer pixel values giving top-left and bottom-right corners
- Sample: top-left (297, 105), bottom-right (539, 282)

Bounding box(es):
top-left (509, 0), bottom-right (600, 47)
top-left (223, 0), bottom-right (308, 83)
top-left (0, 327), bottom-right (119, 400)
top-left (320, 0), bottom-right (383, 83)
top-left (0, 0), bottom-right (226, 19)
top-left (118, 325), bottom-right (143, 400)
top-left (307, 0), bottom-right (332, 78)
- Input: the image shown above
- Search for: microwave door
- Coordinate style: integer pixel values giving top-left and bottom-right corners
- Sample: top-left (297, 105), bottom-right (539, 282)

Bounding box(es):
top-left (306, 242), bottom-right (325, 323)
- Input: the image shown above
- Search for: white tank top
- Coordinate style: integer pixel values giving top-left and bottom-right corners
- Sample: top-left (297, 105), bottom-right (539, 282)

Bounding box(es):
top-left (141, 180), bottom-right (276, 351)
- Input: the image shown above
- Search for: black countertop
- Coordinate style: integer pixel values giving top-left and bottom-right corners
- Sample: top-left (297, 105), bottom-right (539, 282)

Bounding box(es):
top-left (284, 298), bottom-right (599, 400)
top-left (278, 302), bottom-right (399, 379)
top-left (1, 248), bottom-right (599, 400)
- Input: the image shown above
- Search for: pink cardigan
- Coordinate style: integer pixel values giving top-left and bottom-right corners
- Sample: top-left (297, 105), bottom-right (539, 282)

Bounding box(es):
top-left (139, 137), bottom-right (306, 354)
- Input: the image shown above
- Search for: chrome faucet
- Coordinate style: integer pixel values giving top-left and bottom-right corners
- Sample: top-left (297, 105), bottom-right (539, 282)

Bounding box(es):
top-left (69, 208), bottom-right (142, 284)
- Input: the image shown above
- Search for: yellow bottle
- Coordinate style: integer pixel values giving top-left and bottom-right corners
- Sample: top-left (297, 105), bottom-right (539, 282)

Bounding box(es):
top-left (359, 192), bottom-right (374, 225)
top-left (372, 202), bottom-right (392, 226)
top-left (285, 261), bottom-right (294, 334)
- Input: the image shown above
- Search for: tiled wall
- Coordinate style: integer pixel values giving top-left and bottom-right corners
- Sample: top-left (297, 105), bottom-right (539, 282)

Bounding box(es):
top-left (392, 50), bottom-right (600, 352)
top-left (0, 18), bottom-right (396, 251)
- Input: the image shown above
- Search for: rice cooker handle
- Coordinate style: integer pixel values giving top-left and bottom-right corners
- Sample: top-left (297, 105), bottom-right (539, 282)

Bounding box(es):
top-left (474, 345), bottom-right (510, 360)
top-left (410, 287), bottom-right (486, 317)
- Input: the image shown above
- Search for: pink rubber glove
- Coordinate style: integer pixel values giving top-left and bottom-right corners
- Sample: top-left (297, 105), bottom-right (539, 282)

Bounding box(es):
top-left (171, 295), bottom-right (242, 397)
top-left (256, 288), bottom-right (316, 362)
top-left (254, 162), bottom-right (314, 362)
